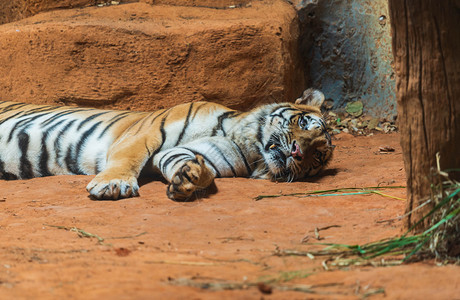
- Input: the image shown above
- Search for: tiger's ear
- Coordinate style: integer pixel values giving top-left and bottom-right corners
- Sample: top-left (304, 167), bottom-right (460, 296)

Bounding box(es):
top-left (295, 88), bottom-right (325, 108)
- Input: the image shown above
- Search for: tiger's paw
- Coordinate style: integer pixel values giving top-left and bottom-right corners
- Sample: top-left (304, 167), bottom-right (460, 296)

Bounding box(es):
top-left (167, 155), bottom-right (214, 201)
top-left (86, 175), bottom-right (139, 200)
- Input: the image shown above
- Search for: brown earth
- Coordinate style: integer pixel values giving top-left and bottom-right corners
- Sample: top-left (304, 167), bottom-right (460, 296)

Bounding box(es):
top-left (1, 133), bottom-right (459, 299)
top-left (0, 1), bottom-right (459, 299)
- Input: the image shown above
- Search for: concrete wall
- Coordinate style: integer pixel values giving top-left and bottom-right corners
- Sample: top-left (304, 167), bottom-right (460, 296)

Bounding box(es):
top-left (297, 0), bottom-right (396, 120)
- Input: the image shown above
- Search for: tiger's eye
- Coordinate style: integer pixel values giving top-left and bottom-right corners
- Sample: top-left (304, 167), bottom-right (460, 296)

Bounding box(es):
top-left (299, 117), bottom-right (307, 128)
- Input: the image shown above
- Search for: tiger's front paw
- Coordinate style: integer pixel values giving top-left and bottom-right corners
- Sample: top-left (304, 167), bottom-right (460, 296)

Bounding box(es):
top-left (86, 174), bottom-right (139, 200)
top-left (167, 155), bottom-right (214, 201)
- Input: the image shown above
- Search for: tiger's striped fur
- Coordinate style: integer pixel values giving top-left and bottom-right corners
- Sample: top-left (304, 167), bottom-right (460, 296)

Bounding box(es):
top-left (0, 89), bottom-right (333, 201)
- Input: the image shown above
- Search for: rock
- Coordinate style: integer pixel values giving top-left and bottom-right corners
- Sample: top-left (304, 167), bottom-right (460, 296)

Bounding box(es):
top-left (0, 1), bottom-right (304, 111)
top-left (341, 118), bottom-right (351, 126)
top-left (332, 129), bottom-right (341, 135)
top-left (141, 0), bottom-right (252, 8)
top-left (367, 118), bottom-right (380, 130)
top-left (379, 145), bottom-right (395, 153)
top-left (0, 0), bottom-right (96, 25)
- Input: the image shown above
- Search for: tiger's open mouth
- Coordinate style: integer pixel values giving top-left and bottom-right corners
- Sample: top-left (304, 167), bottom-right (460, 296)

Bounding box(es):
top-left (265, 139), bottom-right (303, 161)
top-left (263, 133), bottom-right (333, 181)
top-left (264, 138), bottom-right (303, 180)
top-left (290, 141), bottom-right (303, 161)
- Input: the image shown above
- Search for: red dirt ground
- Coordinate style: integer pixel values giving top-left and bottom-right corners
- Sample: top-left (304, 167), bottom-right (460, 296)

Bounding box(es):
top-left (1, 132), bottom-right (459, 299)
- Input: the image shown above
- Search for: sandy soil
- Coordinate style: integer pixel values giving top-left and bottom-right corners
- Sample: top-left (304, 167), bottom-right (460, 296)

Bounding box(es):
top-left (1, 132), bottom-right (459, 299)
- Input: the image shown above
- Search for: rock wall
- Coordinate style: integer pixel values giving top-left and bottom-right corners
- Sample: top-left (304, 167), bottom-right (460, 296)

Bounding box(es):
top-left (142, 1), bottom-right (252, 7)
top-left (0, 0), bottom-right (98, 25)
top-left (0, 0), bottom-right (398, 117)
top-left (0, 0), bottom-right (305, 111)
top-left (296, 0), bottom-right (397, 120)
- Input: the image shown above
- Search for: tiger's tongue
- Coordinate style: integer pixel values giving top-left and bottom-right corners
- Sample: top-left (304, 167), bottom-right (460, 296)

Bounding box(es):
top-left (291, 143), bottom-right (303, 158)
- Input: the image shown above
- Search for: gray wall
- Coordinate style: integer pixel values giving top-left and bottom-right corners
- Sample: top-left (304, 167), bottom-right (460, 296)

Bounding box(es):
top-left (297, 0), bottom-right (396, 120)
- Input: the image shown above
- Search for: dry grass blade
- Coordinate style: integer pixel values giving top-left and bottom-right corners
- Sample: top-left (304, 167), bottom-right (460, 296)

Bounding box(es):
top-left (168, 276), bottom-right (345, 295)
top-left (105, 232), bottom-right (147, 240)
top-left (44, 224), bottom-right (147, 246)
top-left (254, 186), bottom-right (405, 201)
top-left (44, 224), bottom-right (106, 244)
top-left (257, 269), bottom-right (313, 284)
top-left (146, 260), bottom-right (219, 266)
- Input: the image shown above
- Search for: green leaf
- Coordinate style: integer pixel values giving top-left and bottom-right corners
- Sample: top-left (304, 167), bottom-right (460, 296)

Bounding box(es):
top-left (345, 101), bottom-right (363, 117)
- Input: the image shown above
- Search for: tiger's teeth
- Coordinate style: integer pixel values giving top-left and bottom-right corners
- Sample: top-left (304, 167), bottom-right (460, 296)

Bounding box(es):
top-left (269, 144), bottom-right (276, 149)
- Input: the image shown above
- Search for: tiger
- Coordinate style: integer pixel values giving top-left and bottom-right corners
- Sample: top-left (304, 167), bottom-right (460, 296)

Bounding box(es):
top-left (0, 88), bottom-right (333, 201)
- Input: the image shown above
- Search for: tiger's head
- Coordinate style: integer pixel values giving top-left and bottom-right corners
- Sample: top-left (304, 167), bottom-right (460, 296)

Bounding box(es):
top-left (256, 89), bottom-right (334, 182)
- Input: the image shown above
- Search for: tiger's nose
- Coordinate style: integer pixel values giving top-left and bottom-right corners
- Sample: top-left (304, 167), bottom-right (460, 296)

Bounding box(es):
top-left (291, 141), bottom-right (303, 160)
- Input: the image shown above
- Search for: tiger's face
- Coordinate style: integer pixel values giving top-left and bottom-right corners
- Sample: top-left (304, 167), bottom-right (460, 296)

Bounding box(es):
top-left (258, 90), bottom-right (333, 182)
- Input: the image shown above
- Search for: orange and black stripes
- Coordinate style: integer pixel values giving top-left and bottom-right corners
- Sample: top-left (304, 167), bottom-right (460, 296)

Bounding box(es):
top-left (1, 92), bottom-right (333, 201)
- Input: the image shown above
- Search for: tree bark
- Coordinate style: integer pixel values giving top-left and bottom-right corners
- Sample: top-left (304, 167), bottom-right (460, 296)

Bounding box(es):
top-left (388, 0), bottom-right (460, 230)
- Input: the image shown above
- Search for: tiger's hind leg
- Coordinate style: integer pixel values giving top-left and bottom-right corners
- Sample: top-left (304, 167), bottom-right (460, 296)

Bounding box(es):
top-left (166, 155), bottom-right (215, 201)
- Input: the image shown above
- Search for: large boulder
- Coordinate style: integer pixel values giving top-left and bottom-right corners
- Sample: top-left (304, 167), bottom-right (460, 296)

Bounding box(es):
top-left (0, 0), bottom-right (253, 25)
top-left (0, 0), bottom-right (304, 111)
top-left (0, 0), bottom-right (98, 25)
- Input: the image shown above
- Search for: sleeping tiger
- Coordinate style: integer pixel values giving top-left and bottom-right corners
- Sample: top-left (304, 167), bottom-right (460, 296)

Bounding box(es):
top-left (0, 88), bottom-right (333, 201)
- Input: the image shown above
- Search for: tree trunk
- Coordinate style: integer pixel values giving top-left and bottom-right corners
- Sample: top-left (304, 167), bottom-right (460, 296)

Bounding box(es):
top-left (388, 0), bottom-right (460, 230)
